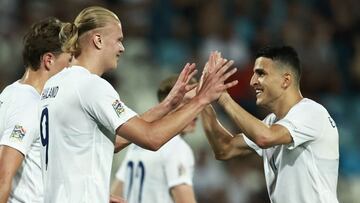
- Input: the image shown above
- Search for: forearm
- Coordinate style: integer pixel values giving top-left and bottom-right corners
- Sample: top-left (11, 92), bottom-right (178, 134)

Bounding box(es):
top-left (118, 96), bottom-right (207, 151)
top-left (201, 105), bottom-right (234, 159)
top-left (140, 100), bottom-right (172, 122)
top-left (114, 136), bottom-right (131, 153)
top-left (218, 93), bottom-right (272, 147)
top-left (146, 96), bottom-right (206, 149)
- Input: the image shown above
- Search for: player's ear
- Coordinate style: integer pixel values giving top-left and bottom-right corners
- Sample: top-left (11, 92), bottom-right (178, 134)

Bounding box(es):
top-left (42, 52), bottom-right (55, 71)
top-left (282, 72), bottom-right (291, 89)
top-left (93, 33), bottom-right (102, 49)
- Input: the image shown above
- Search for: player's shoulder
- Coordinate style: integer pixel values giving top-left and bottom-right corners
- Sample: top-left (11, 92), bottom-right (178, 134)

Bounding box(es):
top-left (1, 81), bottom-right (39, 105)
top-left (293, 98), bottom-right (328, 115)
top-left (68, 66), bottom-right (114, 91)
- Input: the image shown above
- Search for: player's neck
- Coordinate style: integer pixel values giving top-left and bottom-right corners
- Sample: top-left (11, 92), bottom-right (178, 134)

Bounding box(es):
top-left (74, 53), bottom-right (105, 76)
top-left (272, 89), bottom-right (303, 119)
top-left (19, 68), bottom-right (48, 94)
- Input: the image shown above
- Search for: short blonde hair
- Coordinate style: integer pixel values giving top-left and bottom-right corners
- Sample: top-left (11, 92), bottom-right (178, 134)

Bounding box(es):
top-left (62, 6), bottom-right (120, 57)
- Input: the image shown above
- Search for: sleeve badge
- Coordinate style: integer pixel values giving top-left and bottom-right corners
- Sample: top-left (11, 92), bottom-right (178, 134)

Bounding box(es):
top-left (10, 125), bottom-right (26, 142)
top-left (112, 99), bottom-right (125, 117)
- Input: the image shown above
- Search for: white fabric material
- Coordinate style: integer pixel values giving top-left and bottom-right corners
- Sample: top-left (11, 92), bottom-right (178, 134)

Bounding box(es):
top-left (116, 136), bottom-right (194, 203)
top-left (243, 98), bottom-right (339, 203)
top-left (0, 81), bottom-right (43, 202)
top-left (40, 66), bottom-right (137, 203)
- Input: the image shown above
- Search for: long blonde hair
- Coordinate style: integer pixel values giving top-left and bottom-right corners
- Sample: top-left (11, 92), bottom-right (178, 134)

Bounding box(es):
top-left (62, 6), bottom-right (120, 57)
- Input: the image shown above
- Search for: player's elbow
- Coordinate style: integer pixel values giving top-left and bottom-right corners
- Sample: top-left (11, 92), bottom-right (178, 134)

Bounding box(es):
top-left (142, 132), bottom-right (162, 151)
top-left (255, 136), bottom-right (273, 149)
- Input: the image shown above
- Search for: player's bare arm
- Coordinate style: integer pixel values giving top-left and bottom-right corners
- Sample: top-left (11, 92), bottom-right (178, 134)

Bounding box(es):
top-left (201, 105), bottom-right (253, 160)
top-left (218, 92), bottom-right (292, 149)
top-left (116, 52), bottom-right (238, 151)
top-left (170, 184), bottom-right (197, 203)
top-left (140, 63), bottom-right (197, 122)
top-left (110, 179), bottom-right (124, 198)
top-left (0, 146), bottom-right (24, 203)
top-left (114, 63), bottom-right (198, 151)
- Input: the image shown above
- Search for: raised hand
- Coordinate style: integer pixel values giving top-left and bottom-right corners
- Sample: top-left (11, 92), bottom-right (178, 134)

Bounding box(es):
top-left (197, 51), bottom-right (238, 104)
top-left (197, 51), bottom-right (223, 93)
top-left (163, 63), bottom-right (198, 109)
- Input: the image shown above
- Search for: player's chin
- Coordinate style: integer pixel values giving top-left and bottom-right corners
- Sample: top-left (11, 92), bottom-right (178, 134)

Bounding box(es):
top-left (255, 98), bottom-right (263, 106)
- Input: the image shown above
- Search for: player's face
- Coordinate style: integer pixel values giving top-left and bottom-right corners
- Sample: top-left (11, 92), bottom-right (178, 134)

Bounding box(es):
top-left (102, 21), bottom-right (125, 71)
top-left (50, 52), bottom-right (72, 76)
top-left (181, 89), bottom-right (197, 134)
top-left (250, 57), bottom-right (284, 108)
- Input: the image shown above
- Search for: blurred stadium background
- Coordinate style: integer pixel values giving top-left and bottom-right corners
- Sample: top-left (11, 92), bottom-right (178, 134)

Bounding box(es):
top-left (0, 0), bottom-right (359, 202)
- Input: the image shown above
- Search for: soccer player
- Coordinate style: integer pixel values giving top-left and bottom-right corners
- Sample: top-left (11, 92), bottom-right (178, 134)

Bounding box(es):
top-left (0, 17), bottom-right (72, 203)
top-left (112, 75), bottom-right (198, 203)
top-left (201, 46), bottom-right (339, 203)
top-left (39, 6), bottom-right (237, 203)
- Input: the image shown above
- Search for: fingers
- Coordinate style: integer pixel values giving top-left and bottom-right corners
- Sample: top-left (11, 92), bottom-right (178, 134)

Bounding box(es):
top-left (185, 64), bottom-right (197, 84)
top-left (223, 80), bottom-right (238, 89)
top-left (177, 62), bottom-right (190, 82)
top-left (220, 67), bottom-right (237, 82)
top-left (185, 83), bottom-right (198, 92)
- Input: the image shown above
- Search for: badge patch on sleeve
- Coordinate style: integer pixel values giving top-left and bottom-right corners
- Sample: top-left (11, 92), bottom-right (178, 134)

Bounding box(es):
top-left (10, 125), bottom-right (26, 141)
top-left (178, 164), bottom-right (186, 177)
top-left (112, 99), bottom-right (125, 116)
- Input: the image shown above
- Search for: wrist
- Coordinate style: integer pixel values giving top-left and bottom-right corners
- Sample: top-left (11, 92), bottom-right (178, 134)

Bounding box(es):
top-left (193, 95), bottom-right (209, 108)
top-left (160, 98), bottom-right (173, 112)
top-left (218, 92), bottom-right (231, 106)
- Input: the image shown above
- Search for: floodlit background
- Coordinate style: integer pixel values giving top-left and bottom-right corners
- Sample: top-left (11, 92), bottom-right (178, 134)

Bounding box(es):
top-left (1, 0), bottom-right (359, 202)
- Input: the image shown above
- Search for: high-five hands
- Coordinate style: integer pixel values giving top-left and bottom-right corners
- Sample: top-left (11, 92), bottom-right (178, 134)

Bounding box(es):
top-left (163, 63), bottom-right (198, 109)
top-left (196, 51), bottom-right (238, 104)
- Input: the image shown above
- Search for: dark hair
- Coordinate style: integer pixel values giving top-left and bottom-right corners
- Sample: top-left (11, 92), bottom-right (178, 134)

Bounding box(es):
top-left (22, 17), bottom-right (70, 70)
top-left (157, 75), bottom-right (197, 102)
top-left (256, 46), bottom-right (302, 85)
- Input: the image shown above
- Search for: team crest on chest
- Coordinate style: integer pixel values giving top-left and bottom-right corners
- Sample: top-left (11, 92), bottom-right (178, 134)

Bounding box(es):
top-left (112, 99), bottom-right (124, 116)
top-left (0, 101), bottom-right (3, 109)
top-left (10, 125), bottom-right (26, 141)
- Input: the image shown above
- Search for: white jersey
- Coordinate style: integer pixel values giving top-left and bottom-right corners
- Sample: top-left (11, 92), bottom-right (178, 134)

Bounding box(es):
top-left (39, 66), bottom-right (137, 203)
top-left (116, 135), bottom-right (195, 203)
top-left (0, 81), bottom-right (43, 203)
top-left (243, 98), bottom-right (339, 203)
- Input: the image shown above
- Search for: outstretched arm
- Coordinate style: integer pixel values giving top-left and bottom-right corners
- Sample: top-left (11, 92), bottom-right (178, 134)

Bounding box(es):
top-left (116, 52), bottom-right (238, 151)
top-left (0, 146), bottom-right (24, 203)
top-left (114, 63), bottom-right (197, 151)
top-left (141, 63), bottom-right (197, 122)
top-left (201, 105), bottom-right (253, 160)
top-left (218, 92), bottom-right (292, 149)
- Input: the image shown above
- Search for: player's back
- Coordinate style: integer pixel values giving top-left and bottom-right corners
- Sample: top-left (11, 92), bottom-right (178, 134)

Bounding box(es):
top-left (118, 136), bottom-right (194, 203)
top-left (0, 81), bottom-right (43, 202)
top-left (40, 66), bottom-right (116, 203)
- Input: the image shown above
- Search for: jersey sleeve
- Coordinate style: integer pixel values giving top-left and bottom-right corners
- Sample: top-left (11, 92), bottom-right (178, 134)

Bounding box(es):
top-left (0, 99), bottom-right (39, 156)
top-left (161, 143), bottom-right (194, 188)
top-left (78, 76), bottom-right (137, 134)
top-left (242, 134), bottom-right (263, 156)
top-left (275, 102), bottom-right (324, 150)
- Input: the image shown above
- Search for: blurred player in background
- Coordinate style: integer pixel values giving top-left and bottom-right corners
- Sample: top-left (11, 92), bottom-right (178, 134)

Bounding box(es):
top-left (0, 17), bottom-right (72, 203)
top-left (39, 6), bottom-right (237, 203)
top-left (201, 46), bottom-right (339, 203)
top-left (112, 75), bottom-right (198, 203)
